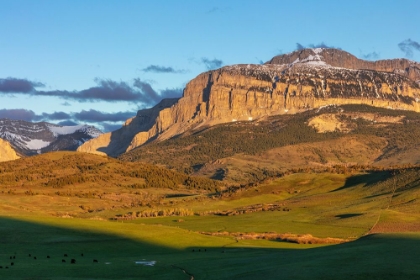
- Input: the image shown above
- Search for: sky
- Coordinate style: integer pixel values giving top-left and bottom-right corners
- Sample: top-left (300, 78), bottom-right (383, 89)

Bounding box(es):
top-left (0, 0), bottom-right (419, 132)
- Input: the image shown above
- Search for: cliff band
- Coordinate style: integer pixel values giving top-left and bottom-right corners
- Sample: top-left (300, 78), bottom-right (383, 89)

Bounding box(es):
top-left (78, 48), bottom-right (420, 156)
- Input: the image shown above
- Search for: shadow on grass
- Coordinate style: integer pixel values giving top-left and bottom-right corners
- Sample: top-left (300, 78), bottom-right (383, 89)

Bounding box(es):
top-left (1, 217), bottom-right (420, 279)
top-left (335, 213), bottom-right (363, 219)
top-left (331, 171), bottom-right (391, 192)
top-left (0, 216), bottom-right (186, 279)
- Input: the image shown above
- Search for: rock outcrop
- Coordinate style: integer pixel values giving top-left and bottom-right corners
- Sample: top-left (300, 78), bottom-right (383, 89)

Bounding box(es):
top-left (78, 48), bottom-right (420, 157)
top-left (0, 138), bottom-right (20, 162)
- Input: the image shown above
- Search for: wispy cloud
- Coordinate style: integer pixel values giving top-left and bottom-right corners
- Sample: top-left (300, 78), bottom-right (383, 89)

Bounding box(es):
top-left (160, 88), bottom-right (183, 99)
top-left (0, 108), bottom-right (37, 121)
top-left (41, 111), bottom-right (71, 120)
top-left (142, 65), bottom-right (187, 74)
top-left (100, 122), bottom-right (123, 132)
top-left (361, 51), bottom-right (380, 60)
top-left (57, 120), bottom-right (78, 126)
top-left (35, 79), bottom-right (142, 102)
top-left (0, 77), bottom-right (182, 106)
top-left (73, 109), bottom-right (135, 122)
top-left (206, 7), bottom-right (220, 14)
top-left (398, 39), bottom-right (420, 57)
top-left (0, 78), bottom-right (44, 93)
top-left (296, 42), bottom-right (341, 51)
top-left (201, 57), bottom-right (223, 70)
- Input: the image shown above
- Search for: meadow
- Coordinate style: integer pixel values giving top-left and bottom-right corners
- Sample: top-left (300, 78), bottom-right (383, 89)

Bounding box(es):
top-left (0, 216), bottom-right (420, 279)
top-left (1, 153), bottom-right (420, 278)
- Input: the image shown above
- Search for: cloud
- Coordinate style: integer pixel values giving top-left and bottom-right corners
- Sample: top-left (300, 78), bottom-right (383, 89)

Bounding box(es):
top-left (100, 122), bottom-right (123, 132)
top-left (296, 43), bottom-right (305, 50)
top-left (201, 57), bottom-right (223, 70)
top-left (142, 65), bottom-right (186, 74)
top-left (57, 120), bottom-right (78, 126)
top-left (0, 78), bottom-right (44, 93)
top-left (0, 77), bottom-right (182, 106)
top-left (160, 88), bottom-right (183, 99)
top-left (0, 108), bottom-right (37, 121)
top-left (361, 51), bottom-right (380, 60)
top-left (73, 109), bottom-right (136, 122)
top-left (36, 79), bottom-right (143, 102)
top-left (41, 111), bottom-right (72, 120)
top-left (398, 39), bottom-right (420, 57)
top-left (255, 57), bottom-right (264, 64)
top-left (206, 7), bottom-right (220, 14)
top-left (296, 42), bottom-right (340, 51)
top-left (133, 78), bottom-right (161, 103)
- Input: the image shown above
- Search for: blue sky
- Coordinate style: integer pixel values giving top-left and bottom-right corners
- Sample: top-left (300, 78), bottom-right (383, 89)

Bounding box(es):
top-left (0, 0), bottom-right (419, 132)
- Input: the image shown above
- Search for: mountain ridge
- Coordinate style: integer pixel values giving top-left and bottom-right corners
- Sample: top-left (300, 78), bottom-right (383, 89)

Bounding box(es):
top-left (78, 48), bottom-right (420, 157)
top-left (267, 48), bottom-right (420, 82)
top-left (0, 119), bottom-right (102, 158)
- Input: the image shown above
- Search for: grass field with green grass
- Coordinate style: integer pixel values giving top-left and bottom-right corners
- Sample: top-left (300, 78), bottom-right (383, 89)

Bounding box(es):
top-left (2, 151), bottom-right (420, 278)
top-left (1, 216), bottom-right (420, 279)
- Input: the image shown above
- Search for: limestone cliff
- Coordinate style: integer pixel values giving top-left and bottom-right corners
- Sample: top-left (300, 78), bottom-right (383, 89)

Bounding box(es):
top-left (0, 138), bottom-right (20, 162)
top-left (78, 48), bottom-right (420, 157)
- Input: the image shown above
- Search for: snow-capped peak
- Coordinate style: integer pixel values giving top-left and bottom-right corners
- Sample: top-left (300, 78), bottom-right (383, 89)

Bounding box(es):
top-left (0, 119), bottom-right (103, 156)
top-left (47, 124), bottom-right (87, 136)
top-left (46, 124), bottom-right (101, 138)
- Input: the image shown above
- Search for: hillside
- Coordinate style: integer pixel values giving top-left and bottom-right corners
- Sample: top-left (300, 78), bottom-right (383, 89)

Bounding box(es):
top-left (118, 104), bottom-right (420, 183)
top-left (78, 48), bottom-right (420, 157)
top-left (0, 151), bottom-right (223, 217)
top-left (2, 152), bottom-right (420, 240)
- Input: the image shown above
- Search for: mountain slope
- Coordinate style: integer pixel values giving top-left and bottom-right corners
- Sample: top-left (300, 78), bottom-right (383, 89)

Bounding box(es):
top-left (0, 119), bottom-right (102, 156)
top-left (78, 48), bottom-right (420, 157)
top-left (118, 104), bottom-right (420, 183)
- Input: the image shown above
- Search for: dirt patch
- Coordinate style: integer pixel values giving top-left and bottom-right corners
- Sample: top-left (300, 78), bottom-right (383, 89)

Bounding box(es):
top-left (308, 113), bottom-right (405, 133)
top-left (200, 231), bottom-right (349, 244)
top-left (370, 223), bottom-right (420, 233)
top-left (308, 114), bottom-right (350, 133)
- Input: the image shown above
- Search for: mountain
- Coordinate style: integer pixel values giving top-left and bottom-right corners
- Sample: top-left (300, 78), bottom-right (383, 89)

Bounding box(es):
top-left (117, 104), bottom-right (420, 183)
top-left (78, 48), bottom-right (420, 157)
top-left (0, 119), bottom-right (102, 157)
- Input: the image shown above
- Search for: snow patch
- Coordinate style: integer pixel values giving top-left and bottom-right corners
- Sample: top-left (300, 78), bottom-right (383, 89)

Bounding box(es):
top-left (47, 124), bottom-right (86, 136)
top-left (25, 139), bottom-right (51, 150)
top-left (47, 124), bottom-right (101, 138)
top-left (312, 48), bottom-right (323, 54)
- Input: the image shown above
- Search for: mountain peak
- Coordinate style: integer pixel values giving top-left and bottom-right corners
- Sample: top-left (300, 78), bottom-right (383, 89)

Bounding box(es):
top-left (0, 119), bottom-right (102, 156)
top-left (266, 48), bottom-right (420, 82)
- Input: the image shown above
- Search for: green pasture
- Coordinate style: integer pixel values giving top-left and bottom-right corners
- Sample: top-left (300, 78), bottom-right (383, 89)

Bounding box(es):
top-left (0, 216), bottom-right (420, 279)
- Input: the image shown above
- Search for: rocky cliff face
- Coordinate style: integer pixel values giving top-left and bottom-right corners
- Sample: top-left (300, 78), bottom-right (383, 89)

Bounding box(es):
top-left (0, 138), bottom-right (20, 162)
top-left (78, 48), bottom-right (420, 157)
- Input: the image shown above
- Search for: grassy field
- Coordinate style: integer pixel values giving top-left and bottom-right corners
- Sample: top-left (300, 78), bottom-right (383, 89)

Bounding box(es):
top-left (0, 216), bottom-right (420, 279)
top-left (1, 151), bottom-right (420, 278)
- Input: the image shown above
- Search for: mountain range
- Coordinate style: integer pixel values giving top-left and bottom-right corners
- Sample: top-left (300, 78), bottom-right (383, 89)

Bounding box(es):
top-left (1, 48), bottom-right (420, 165)
top-left (0, 119), bottom-right (102, 161)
